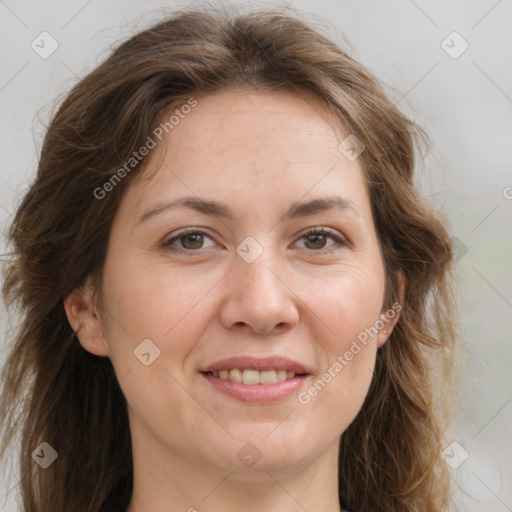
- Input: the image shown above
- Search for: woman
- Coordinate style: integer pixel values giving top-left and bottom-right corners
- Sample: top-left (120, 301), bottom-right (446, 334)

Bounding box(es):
top-left (0, 5), bottom-right (459, 512)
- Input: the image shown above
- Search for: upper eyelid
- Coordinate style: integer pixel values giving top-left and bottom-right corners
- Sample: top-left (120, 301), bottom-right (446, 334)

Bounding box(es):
top-left (302, 226), bottom-right (344, 238)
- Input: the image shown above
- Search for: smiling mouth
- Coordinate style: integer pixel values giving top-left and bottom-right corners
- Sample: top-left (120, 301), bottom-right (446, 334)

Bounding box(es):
top-left (202, 369), bottom-right (307, 385)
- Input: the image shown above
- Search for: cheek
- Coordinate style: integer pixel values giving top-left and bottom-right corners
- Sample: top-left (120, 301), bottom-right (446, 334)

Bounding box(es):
top-left (300, 330), bottom-right (377, 437)
top-left (99, 265), bottom-right (222, 446)
top-left (101, 261), bottom-right (222, 367)
top-left (303, 263), bottom-right (385, 347)
top-left (297, 269), bottom-right (383, 427)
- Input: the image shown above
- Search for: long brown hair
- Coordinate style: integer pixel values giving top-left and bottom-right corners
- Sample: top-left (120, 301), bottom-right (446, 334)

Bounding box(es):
top-left (1, 5), bottom-right (459, 511)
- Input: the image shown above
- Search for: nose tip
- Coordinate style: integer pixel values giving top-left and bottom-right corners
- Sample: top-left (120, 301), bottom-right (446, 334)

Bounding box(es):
top-left (218, 257), bottom-right (299, 335)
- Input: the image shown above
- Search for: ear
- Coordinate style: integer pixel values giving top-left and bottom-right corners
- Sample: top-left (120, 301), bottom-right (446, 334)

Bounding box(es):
top-left (377, 270), bottom-right (405, 348)
top-left (63, 278), bottom-right (109, 357)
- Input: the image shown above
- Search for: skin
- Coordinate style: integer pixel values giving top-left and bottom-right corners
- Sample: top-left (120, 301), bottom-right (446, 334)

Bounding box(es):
top-left (65, 88), bottom-right (403, 512)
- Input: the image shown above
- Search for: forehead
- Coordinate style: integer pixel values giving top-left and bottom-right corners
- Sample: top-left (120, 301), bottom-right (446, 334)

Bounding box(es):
top-left (120, 88), bottom-right (372, 223)
top-left (165, 87), bottom-right (347, 158)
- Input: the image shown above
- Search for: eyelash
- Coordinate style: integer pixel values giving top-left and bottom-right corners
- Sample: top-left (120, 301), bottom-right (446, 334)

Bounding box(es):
top-left (162, 227), bottom-right (347, 255)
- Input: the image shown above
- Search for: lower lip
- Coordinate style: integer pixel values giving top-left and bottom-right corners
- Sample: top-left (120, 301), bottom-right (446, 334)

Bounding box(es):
top-left (201, 372), bottom-right (310, 403)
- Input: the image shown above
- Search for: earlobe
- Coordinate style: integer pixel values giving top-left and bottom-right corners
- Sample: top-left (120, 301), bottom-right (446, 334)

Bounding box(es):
top-left (63, 281), bottom-right (109, 357)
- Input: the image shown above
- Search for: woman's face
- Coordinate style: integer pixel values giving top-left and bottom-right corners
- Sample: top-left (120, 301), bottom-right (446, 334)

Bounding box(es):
top-left (74, 88), bottom-right (399, 475)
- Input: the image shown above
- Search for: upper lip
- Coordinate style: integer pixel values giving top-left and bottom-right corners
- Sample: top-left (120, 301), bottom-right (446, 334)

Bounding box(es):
top-left (201, 356), bottom-right (312, 375)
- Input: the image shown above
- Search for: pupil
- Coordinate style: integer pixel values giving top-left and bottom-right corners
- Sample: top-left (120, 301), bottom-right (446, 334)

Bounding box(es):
top-left (183, 233), bottom-right (203, 249)
top-left (307, 234), bottom-right (325, 249)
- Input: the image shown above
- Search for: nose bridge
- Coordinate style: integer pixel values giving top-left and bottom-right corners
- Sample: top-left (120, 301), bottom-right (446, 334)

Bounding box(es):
top-left (237, 240), bottom-right (284, 305)
top-left (240, 249), bottom-right (279, 294)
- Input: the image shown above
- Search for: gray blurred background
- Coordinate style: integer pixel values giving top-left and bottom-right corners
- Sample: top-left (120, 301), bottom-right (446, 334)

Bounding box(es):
top-left (1, 1), bottom-right (511, 510)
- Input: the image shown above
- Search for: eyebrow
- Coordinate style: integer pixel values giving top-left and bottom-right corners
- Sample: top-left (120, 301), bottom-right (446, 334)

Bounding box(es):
top-left (136, 194), bottom-right (361, 225)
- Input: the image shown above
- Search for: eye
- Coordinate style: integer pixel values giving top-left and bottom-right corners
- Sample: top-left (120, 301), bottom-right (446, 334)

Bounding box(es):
top-left (294, 227), bottom-right (346, 251)
top-left (162, 226), bottom-right (347, 254)
top-left (163, 228), bottom-right (217, 252)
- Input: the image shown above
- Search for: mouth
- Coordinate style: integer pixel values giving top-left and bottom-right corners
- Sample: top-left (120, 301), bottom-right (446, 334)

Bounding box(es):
top-left (199, 356), bottom-right (312, 403)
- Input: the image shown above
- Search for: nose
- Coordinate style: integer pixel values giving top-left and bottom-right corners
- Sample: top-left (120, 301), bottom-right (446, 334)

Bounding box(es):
top-left (218, 248), bottom-right (299, 336)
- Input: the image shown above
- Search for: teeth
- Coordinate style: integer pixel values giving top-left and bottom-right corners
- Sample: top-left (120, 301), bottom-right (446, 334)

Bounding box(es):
top-left (242, 369), bottom-right (259, 385)
top-left (213, 368), bottom-right (297, 384)
top-left (260, 370), bottom-right (277, 384)
top-left (229, 368), bottom-right (243, 383)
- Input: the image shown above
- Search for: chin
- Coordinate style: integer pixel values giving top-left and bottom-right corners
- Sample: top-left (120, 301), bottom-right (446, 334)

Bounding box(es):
top-left (203, 426), bottom-right (315, 474)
